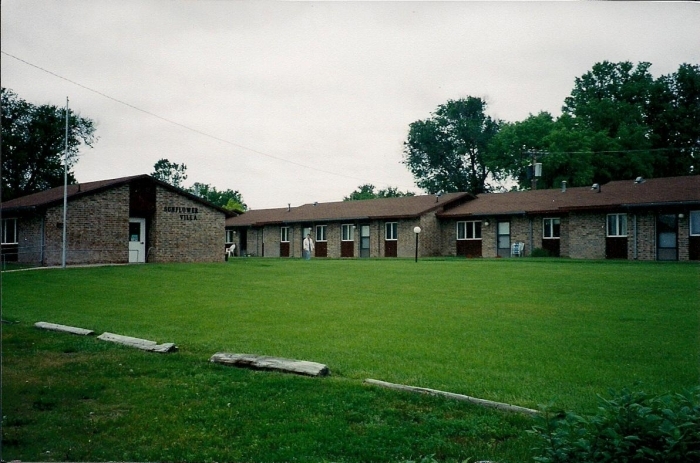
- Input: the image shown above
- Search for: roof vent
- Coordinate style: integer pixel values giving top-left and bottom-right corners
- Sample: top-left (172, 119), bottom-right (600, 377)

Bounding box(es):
top-left (435, 192), bottom-right (442, 203)
top-left (313, 202), bottom-right (318, 206)
top-left (287, 203), bottom-right (291, 212)
top-left (561, 180), bottom-right (567, 192)
top-left (635, 176), bottom-right (645, 184)
top-left (591, 183), bottom-right (601, 193)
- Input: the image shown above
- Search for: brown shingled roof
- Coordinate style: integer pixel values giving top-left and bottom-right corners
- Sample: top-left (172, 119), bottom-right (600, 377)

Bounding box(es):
top-left (225, 207), bottom-right (292, 227)
top-left (226, 192), bottom-right (472, 227)
top-left (438, 176), bottom-right (700, 218)
top-left (1, 175), bottom-right (145, 210)
top-left (1, 174), bottom-right (235, 216)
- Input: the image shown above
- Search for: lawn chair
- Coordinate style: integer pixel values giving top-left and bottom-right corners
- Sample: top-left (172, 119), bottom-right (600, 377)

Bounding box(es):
top-left (511, 242), bottom-right (525, 257)
top-left (226, 243), bottom-right (236, 258)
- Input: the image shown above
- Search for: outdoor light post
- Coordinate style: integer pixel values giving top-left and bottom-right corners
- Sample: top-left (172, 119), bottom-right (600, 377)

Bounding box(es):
top-left (413, 226), bottom-right (421, 262)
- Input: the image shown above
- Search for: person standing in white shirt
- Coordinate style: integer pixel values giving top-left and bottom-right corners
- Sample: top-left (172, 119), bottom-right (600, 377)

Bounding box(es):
top-left (303, 233), bottom-right (314, 260)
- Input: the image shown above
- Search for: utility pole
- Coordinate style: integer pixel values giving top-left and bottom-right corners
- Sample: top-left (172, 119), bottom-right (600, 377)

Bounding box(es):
top-left (62, 97), bottom-right (69, 268)
top-left (523, 146), bottom-right (543, 190)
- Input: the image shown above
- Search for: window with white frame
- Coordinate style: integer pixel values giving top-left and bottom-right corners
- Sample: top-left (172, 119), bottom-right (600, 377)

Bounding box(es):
top-left (607, 214), bottom-right (627, 237)
top-left (341, 224), bottom-right (354, 241)
top-left (1, 218), bottom-right (17, 244)
top-left (280, 226), bottom-right (290, 242)
top-left (690, 211), bottom-right (700, 236)
top-left (226, 230), bottom-right (235, 243)
top-left (457, 221), bottom-right (482, 240)
top-left (543, 218), bottom-right (561, 239)
top-left (385, 222), bottom-right (398, 241)
top-left (316, 225), bottom-right (327, 242)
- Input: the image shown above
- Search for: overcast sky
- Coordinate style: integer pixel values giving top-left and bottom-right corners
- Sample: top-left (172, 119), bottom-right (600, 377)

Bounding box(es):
top-left (2, 1), bottom-right (699, 209)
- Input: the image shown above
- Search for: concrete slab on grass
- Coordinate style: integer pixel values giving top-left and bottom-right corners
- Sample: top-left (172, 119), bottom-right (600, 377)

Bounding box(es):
top-left (97, 332), bottom-right (177, 353)
top-left (35, 321), bottom-right (95, 336)
top-left (365, 378), bottom-right (538, 416)
top-left (210, 353), bottom-right (329, 377)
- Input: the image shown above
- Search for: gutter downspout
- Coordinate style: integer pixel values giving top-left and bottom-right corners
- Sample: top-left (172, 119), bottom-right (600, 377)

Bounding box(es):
top-left (529, 217), bottom-right (533, 257)
top-left (41, 216), bottom-right (45, 265)
top-left (633, 214), bottom-right (638, 260)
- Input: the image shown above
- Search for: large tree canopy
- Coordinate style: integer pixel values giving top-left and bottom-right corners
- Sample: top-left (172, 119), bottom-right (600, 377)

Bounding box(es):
top-left (150, 159), bottom-right (247, 212)
top-left (189, 182), bottom-right (247, 212)
top-left (487, 61), bottom-right (700, 190)
top-left (646, 63), bottom-right (700, 177)
top-left (1, 88), bottom-right (97, 201)
top-left (151, 158), bottom-right (188, 189)
top-left (343, 184), bottom-right (415, 201)
top-left (402, 97), bottom-right (500, 195)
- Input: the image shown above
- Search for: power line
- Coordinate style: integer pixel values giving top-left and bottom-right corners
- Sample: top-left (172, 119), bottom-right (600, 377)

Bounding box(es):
top-left (1, 50), bottom-right (413, 190)
top-left (522, 146), bottom-right (689, 158)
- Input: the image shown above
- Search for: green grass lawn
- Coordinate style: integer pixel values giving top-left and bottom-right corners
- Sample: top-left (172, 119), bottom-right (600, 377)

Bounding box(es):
top-left (2, 258), bottom-right (698, 462)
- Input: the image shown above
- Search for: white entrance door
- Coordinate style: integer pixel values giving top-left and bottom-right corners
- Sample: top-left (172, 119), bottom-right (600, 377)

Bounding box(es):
top-left (128, 218), bottom-right (146, 263)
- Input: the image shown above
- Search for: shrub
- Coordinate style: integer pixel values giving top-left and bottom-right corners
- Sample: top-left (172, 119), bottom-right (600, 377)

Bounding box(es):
top-left (530, 248), bottom-right (551, 258)
top-left (529, 388), bottom-right (700, 462)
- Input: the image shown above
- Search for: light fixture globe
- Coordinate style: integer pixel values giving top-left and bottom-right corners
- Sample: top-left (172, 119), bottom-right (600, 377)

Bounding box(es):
top-left (413, 226), bottom-right (422, 234)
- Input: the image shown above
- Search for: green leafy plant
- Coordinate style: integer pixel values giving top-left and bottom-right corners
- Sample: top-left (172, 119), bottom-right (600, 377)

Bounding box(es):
top-left (530, 387), bottom-right (700, 462)
top-left (529, 248), bottom-right (551, 258)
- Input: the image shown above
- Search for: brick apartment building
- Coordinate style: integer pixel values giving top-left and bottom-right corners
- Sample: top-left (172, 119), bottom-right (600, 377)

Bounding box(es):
top-left (225, 193), bottom-right (472, 258)
top-left (227, 176), bottom-right (700, 261)
top-left (5, 174), bottom-right (696, 266)
top-left (439, 176), bottom-right (700, 261)
top-left (1, 175), bottom-right (232, 266)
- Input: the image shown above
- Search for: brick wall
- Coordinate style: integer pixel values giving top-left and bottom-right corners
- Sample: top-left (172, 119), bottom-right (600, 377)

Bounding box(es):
top-left (253, 219), bottom-right (440, 259)
top-left (151, 186), bottom-right (225, 263)
top-left (246, 227), bottom-right (263, 257)
top-left (43, 186), bottom-right (130, 266)
top-left (262, 225), bottom-right (282, 257)
top-left (481, 218), bottom-right (497, 257)
top-left (17, 214), bottom-right (44, 264)
top-left (510, 216), bottom-right (529, 256)
top-left (632, 213), bottom-right (655, 261)
top-left (568, 213), bottom-right (606, 259)
top-left (417, 212), bottom-right (441, 257)
top-left (677, 213), bottom-right (689, 261)
top-left (439, 219), bottom-right (458, 257)
top-left (229, 209), bottom-right (700, 262)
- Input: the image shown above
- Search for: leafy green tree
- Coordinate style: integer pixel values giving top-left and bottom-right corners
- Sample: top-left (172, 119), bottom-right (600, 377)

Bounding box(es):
top-left (377, 186), bottom-right (415, 198)
top-left (343, 184), bottom-right (415, 201)
top-left (647, 63), bottom-right (700, 176)
top-left (189, 182), bottom-right (247, 212)
top-left (403, 97), bottom-right (501, 195)
top-left (151, 158), bottom-right (187, 188)
top-left (1, 87), bottom-right (97, 201)
top-left (562, 61), bottom-right (657, 184)
top-left (488, 113), bottom-right (599, 190)
top-left (344, 184), bottom-right (377, 201)
top-left (488, 62), bottom-right (700, 190)
top-left (487, 112), bottom-right (558, 189)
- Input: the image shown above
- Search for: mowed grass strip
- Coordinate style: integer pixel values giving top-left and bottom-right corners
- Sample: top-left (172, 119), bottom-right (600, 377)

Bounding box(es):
top-left (2, 324), bottom-right (535, 462)
top-left (2, 259), bottom-right (698, 461)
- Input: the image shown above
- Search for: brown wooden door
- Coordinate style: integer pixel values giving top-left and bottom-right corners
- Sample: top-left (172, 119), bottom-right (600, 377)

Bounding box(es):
top-left (341, 241), bottom-right (354, 258)
top-left (280, 242), bottom-right (290, 257)
top-left (385, 240), bottom-right (397, 257)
